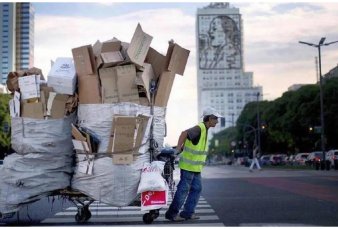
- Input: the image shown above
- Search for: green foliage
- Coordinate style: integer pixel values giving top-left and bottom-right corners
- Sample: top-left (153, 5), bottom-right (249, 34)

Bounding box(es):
top-left (210, 77), bottom-right (338, 156)
top-left (0, 93), bottom-right (11, 158)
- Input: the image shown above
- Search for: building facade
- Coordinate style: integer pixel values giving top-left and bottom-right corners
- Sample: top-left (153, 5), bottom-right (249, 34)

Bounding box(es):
top-left (196, 2), bottom-right (262, 136)
top-left (0, 2), bottom-right (34, 84)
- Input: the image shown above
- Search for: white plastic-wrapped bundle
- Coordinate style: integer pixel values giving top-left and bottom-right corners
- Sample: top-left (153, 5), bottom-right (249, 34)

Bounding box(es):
top-left (0, 113), bottom-right (75, 214)
top-left (71, 103), bottom-right (166, 206)
top-left (11, 113), bottom-right (75, 155)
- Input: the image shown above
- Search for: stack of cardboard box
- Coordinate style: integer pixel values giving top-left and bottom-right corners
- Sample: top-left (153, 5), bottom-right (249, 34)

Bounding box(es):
top-left (7, 60), bottom-right (78, 120)
top-left (72, 23), bottom-right (189, 107)
top-left (71, 23), bottom-right (189, 165)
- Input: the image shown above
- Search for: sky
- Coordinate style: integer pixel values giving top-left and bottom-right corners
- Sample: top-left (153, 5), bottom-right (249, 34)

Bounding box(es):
top-left (32, 1), bottom-right (338, 146)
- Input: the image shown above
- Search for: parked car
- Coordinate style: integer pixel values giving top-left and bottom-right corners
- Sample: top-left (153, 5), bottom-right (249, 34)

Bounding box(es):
top-left (269, 155), bottom-right (284, 166)
top-left (260, 155), bottom-right (271, 166)
top-left (294, 153), bottom-right (310, 165)
top-left (286, 155), bottom-right (295, 165)
top-left (306, 151), bottom-right (323, 167)
top-left (305, 151), bottom-right (330, 169)
top-left (326, 149), bottom-right (338, 169)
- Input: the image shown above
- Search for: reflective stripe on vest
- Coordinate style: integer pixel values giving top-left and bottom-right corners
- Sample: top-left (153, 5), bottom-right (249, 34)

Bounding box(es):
top-left (179, 122), bottom-right (207, 172)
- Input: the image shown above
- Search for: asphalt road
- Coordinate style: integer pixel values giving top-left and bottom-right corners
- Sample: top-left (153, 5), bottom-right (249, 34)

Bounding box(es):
top-left (1, 164), bottom-right (338, 226)
top-left (202, 165), bottom-right (338, 226)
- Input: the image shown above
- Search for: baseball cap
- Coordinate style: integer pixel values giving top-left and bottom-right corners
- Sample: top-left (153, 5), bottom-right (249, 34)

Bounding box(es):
top-left (202, 107), bottom-right (223, 118)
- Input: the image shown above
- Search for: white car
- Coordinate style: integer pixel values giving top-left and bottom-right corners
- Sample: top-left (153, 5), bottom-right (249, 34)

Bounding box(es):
top-left (294, 153), bottom-right (309, 165)
top-left (326, 150), bottom-right (338, 168)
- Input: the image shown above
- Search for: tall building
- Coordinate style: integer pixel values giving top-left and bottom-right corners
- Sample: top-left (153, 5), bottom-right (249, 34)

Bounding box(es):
top-left (196, 2), bottom-right (262, 137)
top-left (0, 2), bottom-right (34, 84)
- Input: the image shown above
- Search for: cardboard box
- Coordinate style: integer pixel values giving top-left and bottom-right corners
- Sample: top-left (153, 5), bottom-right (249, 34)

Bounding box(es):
top-left (93, 39), bottom-right (121, 57)
top-left (154, 71), bottom-right (176, 107)
top-left (145, 47), bottom-right (166, 81)
top-left (97, 51), bottom-right (124, 68)
top-left (99, 68), bottom-right (119, 103)
top-left (165, 42), bottom-right (190, 76)
top-left (78, 74), bottom-right (101, 104)
top-left (127, 23), bottom-right (153, 67)
top-left (135, 63), bottom-right (154, 102)
top-left (115, 65), bottom-right (139, 104)
top-left (72, 45), bottom-right (97, 76)
top-left (21, 101), bottom-right (44, 119)
top-left (18, 75), bottom-right (40, 100)
top-left (47, 58), bottom-right (77, 95)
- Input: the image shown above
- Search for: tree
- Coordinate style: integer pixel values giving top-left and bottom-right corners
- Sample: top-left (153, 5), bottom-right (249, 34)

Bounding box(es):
top-left (0, 93), bottom-right (11, 159)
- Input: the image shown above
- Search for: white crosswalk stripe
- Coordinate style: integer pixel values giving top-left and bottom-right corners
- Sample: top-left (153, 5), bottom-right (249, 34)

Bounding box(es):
top-left (41, 196), bottom-right (224, 226)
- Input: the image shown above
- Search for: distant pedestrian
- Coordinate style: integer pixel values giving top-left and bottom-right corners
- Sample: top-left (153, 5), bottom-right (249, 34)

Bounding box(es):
top-left (249, 145), bottom-right (262, 172)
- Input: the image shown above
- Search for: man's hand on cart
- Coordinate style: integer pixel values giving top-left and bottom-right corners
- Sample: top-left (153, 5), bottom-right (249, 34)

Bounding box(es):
top-left (174, 148), bottom-right (182, 156)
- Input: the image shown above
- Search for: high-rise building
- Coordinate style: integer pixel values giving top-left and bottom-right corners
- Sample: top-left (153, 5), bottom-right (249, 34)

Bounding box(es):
top-left (0, 2), bottom-right (34, 84)
top-left (196, 2), bottom-right (262, 136)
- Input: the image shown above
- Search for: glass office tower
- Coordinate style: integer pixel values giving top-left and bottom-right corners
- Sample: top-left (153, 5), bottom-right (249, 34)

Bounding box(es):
top-left (0, 3), bottom-right (34, 84)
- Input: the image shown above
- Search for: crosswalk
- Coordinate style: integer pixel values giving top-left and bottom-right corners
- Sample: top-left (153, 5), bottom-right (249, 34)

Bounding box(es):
top-left (41, 196), bottom-right (224, 226)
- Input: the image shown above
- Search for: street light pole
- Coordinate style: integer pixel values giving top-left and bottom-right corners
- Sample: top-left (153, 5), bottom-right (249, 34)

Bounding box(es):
top-left (299, 37), bottom-right (338, 168)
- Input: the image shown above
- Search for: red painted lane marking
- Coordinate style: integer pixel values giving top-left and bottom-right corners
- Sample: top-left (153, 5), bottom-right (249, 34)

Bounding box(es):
top-left (244, 177), bottom-right (338, 204)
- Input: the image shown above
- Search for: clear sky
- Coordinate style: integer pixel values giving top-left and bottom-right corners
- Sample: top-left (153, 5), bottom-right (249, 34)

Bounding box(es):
top-left (32, 1), bottom-right (338, 146)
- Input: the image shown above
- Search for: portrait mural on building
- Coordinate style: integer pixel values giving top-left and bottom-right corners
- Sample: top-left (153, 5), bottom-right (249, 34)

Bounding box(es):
top-left (198, 15), bottom-right (241, 69)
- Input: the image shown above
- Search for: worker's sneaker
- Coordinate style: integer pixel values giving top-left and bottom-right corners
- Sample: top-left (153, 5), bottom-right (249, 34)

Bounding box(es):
top-left (186, 214), bottom-right (200, 220)
top-left (165, 214), bottom-right (185, 222)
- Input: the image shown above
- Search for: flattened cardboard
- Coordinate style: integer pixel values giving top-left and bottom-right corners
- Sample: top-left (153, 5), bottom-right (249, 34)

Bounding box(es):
top-left (134, 115), bottom-right (150, 152)
top-left (71, 124), bottom-right (87, 142)
top-left (116, 65), bottom-right (139, 104)
top-left (127, 23), bottom-right (153, 67)
top-left (40, 86), bottom-right (54, 116)
top-left (72, 45), bottom-right (96, 76)
top-left (145, 47), bottom-right (166, 80)
top-left (78, 74), bottom-right (101, 104)
top-left (112, 116), bottom-right (136, 153)
top-left (21, 102), bottom-right (44, 119)
top-left (154, 71), bottom-right (176, 107)
top-left (99, 68), bottom-right (119, 103)
top-left (50, 94), bottom-right (68, 119)
top-left (9, 91), bottom-right (20, 118)
top-left (166, 43), bottom-right (190, 76)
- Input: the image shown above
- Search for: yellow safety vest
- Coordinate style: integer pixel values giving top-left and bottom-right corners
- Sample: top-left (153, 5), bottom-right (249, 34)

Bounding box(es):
top-left (179, 123), bottom-right (207, 172)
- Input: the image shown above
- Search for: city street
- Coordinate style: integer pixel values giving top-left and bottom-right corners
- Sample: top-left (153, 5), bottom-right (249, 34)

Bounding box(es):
top-left (1, 165), bottom-right (338, 226)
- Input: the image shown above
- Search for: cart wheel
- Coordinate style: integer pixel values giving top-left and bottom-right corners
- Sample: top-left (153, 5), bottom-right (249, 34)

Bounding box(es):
top-left (150, 209), bottom-right (159, 219)
top-left (75, 212), bottom-right (87, 223)
top-left (143, 213), bottom-right (154, 224)
top-left (84, 206), bottom-right (92, 220)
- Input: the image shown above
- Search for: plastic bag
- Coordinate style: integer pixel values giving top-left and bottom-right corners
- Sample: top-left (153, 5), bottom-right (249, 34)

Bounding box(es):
top-left (137, 161), bottom-right (166, 193)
